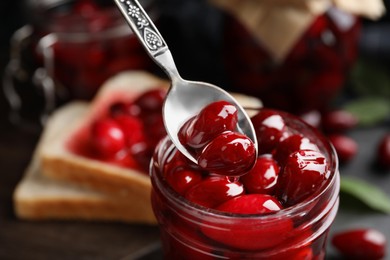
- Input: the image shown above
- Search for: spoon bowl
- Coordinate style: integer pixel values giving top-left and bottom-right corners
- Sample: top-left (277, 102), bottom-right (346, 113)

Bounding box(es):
top-left (114, 0), bottom-right (257, 163)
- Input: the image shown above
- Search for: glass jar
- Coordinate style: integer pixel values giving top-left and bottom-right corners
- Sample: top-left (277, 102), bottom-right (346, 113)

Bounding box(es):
top-left (150, 111), bottom-right (339, 259)
top-left (3, 0), bottom-right (158, 129)
top-left (222, 7), bottom-right (361, 115)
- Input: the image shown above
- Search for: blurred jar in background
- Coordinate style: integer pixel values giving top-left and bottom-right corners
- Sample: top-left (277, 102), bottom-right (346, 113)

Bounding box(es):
top-left (211, 0), bottom-right (385, 115)
top-left (3, 0), bottom-right (157, 129)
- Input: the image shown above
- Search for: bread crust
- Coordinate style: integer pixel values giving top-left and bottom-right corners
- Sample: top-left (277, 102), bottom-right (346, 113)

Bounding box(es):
top-left (40, 71), bottom-right (169, 197)
top-left (14, 100), bottom-right (157, 224)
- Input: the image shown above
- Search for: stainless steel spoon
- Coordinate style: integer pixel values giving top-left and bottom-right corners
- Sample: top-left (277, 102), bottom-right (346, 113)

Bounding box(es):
top-left (114, 0), bottom-right (257, 163)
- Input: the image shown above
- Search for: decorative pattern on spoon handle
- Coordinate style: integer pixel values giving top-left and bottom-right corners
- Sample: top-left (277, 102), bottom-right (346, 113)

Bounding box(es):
top-left (114, 0), bottom-right (168, 56)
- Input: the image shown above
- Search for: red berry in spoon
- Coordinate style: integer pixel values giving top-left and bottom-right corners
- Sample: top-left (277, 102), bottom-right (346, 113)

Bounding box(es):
top-left (185, 176), bottom-right (244, 208)
top-left (181, 100), bottom-right (238, 149)
top-left (90, 118), bottom-right (126, 158)
top-left (377, 134), bottom-right (390, 168)
top-left (332, 229), bottom-right (386, 260)
top-left (240, 156), bottom-right (280, 194)
top-left (251, 109), bottom-right (287, 154)
top-left (197, 132), bottom-right (256, 176)
top-left (276, 150), bottom-right (328, 206)
top-left (216, 194), bottom-right (283, 214)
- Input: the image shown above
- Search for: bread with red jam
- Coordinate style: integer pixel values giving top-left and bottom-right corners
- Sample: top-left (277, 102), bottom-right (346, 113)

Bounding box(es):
top-left (14, 101), bottom-right (157, 224)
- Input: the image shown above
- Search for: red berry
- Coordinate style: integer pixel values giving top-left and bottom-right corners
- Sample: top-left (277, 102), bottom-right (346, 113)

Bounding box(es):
top-left (164, 150), bottom-right (199, 176)
top-left (216, 194), bottom-right (283, 214)
top-left (109, 101), bottom-right (141, 117)
top-left (142, 112), bottom-right (166, 148)
top-left (251, 109), bottom-right (287, 154)
top-left (90, 118), bottom-right (126, 158)
top-left (114, 114), bottom-right (145, 147)
top-left (182, 101), bottom-right (238, 149)
top-left (377, 134), bottom-right (390, 168)
top-left (185, 176), bottom-right (244, 208)
top-left (201, 196), bottom-right (293, 251)
top-left (240, 156), bottom-right (280, 194)
top-left (134, 89), bottom-right (166, 113)
top-left (273, 134), bottom-right (319, 166)
top-left (164, 167), bottom-right (203, 195)
top-left (197, 132), bottom-right (256, 177)
top-left (73, 0), bottom-right (99, 15)
top-left (332, 229), bottom-right (386, 260)
top-left (321, 109), bottom-right (359, 133)
top-left (277, 150), bottom-right (329, 206)
top-left (328, 134), bottom-right (358, 163)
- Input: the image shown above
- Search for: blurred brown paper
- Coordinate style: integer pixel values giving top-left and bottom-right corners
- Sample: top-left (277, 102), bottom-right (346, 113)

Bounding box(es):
top-left (210, 0), bottom-right (385, 61)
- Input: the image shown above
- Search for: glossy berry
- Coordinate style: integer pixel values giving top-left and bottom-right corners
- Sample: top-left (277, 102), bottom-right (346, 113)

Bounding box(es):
top-left (277, 150), bottom-right (328, 206)
top-left (321, 109), bottom-right (359, 133)
top-left (251, 109), bottom-right (287, 154)
top-left (114, 114), bottom-right (145, 147)
top-left (332, 229), bottom-right (386, 260)
top-left (90, 118), bottom-right (126, 158)
top-left (164, 167), bottom-right (203, 195)
top-left (328, 134), bottom-right (358, 163)
top-left (240, 156), bottom-right (280, 194)
top-left (181, 101), bottom-right (238, 149)
top-left (273, 134), bottom-right (319, 166)
top-left (216, 194), bottom-right (283, 214)
top-left (185, 176), bottom-right (244, 208)
top-left (197, 132), bottom-right (256, 177)
top-left (109, 101), bottom-right (141, 117)
top-left (377, 134), bottom-right (390, 168)
top-left (134, 89), bottom-right (166, 113)
top-left (164, 150), bottom-right (199, 176)
top-left (201, 194), bottom-right (293, 251)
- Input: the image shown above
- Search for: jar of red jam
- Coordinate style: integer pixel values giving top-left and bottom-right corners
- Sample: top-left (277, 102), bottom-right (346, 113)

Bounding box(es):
top-left (150, 109), bottom-right (339, 259)
top-left (3, 0), bottom-right (158, 130)
top-left (221, 6), bottom-right (361, 114)
top-left (29, 0), bottom-right (158, 100)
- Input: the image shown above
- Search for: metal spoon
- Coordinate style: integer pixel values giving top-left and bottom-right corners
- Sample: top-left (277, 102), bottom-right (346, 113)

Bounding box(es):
top-left (114, 0), bottom-right (258, 163)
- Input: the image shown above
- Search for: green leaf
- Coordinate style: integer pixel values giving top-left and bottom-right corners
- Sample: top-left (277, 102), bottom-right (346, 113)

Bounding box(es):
top-left (343, 97), bottom-right (390, 126)
top-left (340, 176), bottom-right (390, 214)
top-left (349, 59), bottom-right (390, 98)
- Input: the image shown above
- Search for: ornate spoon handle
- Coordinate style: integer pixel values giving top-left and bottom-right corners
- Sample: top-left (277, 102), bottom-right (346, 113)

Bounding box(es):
top-left (114, 0), bottom-right (179, 79)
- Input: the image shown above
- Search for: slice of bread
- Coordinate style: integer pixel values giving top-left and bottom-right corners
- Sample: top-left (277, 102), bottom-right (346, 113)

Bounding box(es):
top-left (40, 71), bottom-right (169, 198)
top-left (14, 101), bottom-right (157, 224)
top-left (39, 71), bottom-right (262, 198)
